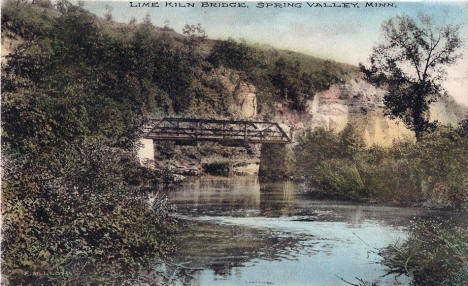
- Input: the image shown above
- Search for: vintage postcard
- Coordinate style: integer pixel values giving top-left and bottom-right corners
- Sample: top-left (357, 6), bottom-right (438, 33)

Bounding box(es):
top-left (1, 0), bottom-right (467, 285)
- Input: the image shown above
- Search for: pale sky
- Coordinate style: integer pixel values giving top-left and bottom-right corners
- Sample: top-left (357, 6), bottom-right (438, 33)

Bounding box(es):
top-left (80, 1), bottom-right (468, 106)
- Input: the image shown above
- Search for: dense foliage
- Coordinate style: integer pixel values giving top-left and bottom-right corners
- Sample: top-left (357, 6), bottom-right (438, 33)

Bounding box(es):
top-left (295, 124), bottom-right (468, 208)
top-left (208, 39), bottom-right (346, 111)
top-left (382, 220), bottom-right (468, 286)
top-left (1, 1), bottom-right (179, 284)
top-left (2, 144), bottom-right (177, 284)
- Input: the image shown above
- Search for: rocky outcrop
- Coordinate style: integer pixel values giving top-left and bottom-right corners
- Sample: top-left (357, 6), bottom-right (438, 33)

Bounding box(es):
top-left (230, 82), bottom-right (257, 118)
top-left (269, 78), bottom-right (465, 146)
top-left (206, 68), bottom-right (258, 119)
top-left (137, 138), bottom-right (155, 168)
top-left (303, 79), bottom-right (415, 146)
top-left (1, 33), bottom-right (22, 64)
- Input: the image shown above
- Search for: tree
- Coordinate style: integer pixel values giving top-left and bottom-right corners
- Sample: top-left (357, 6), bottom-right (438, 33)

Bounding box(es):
top-left (207, 38), bottom-right (261, 71)
top-left (1, 2), bottom-right (178, 283)
top-left (340, 124), bottom-right (366, 158)
top-left (360, 14), bottom-right (463, 140)
top-left (182, 23), bottom-right (206, 50)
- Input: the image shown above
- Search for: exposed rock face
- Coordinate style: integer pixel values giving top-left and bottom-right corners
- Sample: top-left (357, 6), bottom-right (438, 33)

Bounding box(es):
top-left (430, 99), bottom-right (467, 125)
top-left (269, 78), bottom-right (464, 147)
top-left (206, 68), bottom-right (258, 119)
top-left (230, 82), bottom-right (257, 118)
top-left (137, 138), bottom-right (155, 168)
top-left (348, 110), bottom-right (414, 146)
top-left (304, 79), bottom-right (415, 146)
top-left (206, 65), bottom-right (465, 147)
top-left (307, 85), bottom-right (349, 132)
top-left (1, 34), bottom-right (22, 64)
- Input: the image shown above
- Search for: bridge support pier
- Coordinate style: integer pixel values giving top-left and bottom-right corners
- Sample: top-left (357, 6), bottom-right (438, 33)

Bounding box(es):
top-left (137, 138), bottom-right (155, 168)
top-left (258, 144), bottom-right (292, 182)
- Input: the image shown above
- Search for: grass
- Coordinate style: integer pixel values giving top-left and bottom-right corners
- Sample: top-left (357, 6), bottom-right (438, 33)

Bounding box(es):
top-left (381, 219), bottom-right (468, 286)
top-left (294, 124), bottom-right (468, 208)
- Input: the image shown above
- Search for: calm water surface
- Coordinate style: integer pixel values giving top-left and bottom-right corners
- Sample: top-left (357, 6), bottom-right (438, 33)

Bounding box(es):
top-left (167, 176), bottom-right (444, 286)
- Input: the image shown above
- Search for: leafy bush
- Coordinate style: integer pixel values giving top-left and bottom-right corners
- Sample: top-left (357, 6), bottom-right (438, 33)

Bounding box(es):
top-left (1, 1), bottom-right (179, 284)
top-left (294, 124), bottom-right (468, 207)
top-left (381, 220), bottom-right (468, 286)
top-left (208, 38), bottom-right (264, 71)
top-left (2, 141), bottom-right (179, 284)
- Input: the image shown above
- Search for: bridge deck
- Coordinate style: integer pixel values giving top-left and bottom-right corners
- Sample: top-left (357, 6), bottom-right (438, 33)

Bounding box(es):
top-left (142, 118), bottom-right (291, 145)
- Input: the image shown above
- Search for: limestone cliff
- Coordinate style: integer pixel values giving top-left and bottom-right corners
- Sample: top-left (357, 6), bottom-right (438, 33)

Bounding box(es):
top-left (222, 76), bottom-right (465, 147)
top-left (230, 82), bottom-right (257, 118)
top-left (303, 79), bottom-right (415, 146)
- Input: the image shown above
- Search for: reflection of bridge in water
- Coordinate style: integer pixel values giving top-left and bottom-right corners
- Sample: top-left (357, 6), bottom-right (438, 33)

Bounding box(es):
top-left (138, 118), bottom-right (292, 180)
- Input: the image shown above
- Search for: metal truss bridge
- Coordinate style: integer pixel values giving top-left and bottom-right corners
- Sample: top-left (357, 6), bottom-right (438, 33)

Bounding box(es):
top-left (142, 118), bottom-right (291, 145)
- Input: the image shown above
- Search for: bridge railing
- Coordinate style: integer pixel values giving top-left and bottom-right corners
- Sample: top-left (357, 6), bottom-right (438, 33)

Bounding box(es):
top-left (142, 118), bottom-right (291, 144)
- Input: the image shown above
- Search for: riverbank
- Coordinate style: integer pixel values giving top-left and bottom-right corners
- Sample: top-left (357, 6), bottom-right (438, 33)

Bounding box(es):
top-left (294, 125), bottom-right (468, 210)
top-left (159, 121), bottom-right (468, 210)
top-left (381, 219), bottom-right (468, 286)
top-left (299, 187), bottom-right (468, 210)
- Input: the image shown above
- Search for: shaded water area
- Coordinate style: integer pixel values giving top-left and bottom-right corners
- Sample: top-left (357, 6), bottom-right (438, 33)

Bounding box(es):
top-left (166, 176), bottom-right (447, 286)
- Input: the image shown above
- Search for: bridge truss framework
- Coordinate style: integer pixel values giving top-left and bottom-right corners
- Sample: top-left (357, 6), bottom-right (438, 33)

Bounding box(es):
top-left (142, 118), bottom-right (291, 145)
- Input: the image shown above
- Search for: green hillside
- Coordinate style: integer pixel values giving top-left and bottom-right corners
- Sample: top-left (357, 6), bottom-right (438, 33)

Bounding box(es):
top-left (2, 0), bottom-right (353, 117)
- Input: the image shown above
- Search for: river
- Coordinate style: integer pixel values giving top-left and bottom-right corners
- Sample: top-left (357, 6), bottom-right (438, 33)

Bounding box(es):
top-left (165, 176), bottom-right (444, 286)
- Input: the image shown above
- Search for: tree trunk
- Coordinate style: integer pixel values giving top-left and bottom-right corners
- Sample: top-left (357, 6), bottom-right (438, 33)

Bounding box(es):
top-left (413, 90), bottom-right (425, 142)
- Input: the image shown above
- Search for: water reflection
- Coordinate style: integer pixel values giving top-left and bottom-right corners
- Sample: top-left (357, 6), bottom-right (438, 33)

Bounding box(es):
top-left (259, 181), bottom-right (296, 217)
top-left (167, 176), bottom-right (449, 286)
top-left (172, 221), bottom-right (310, 280)
top-left (169, 176), bottom-right (261, 216)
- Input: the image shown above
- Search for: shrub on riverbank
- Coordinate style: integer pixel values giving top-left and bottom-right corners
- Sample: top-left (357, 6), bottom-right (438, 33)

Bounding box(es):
top-left (1, 1), bottom-right (179, 284)
top-left (2, 141), bottom-right (179, 284)
top-left (381, 220), bottom-right (468, 286)
top-left (294, 124), bottom-right (468, 208)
